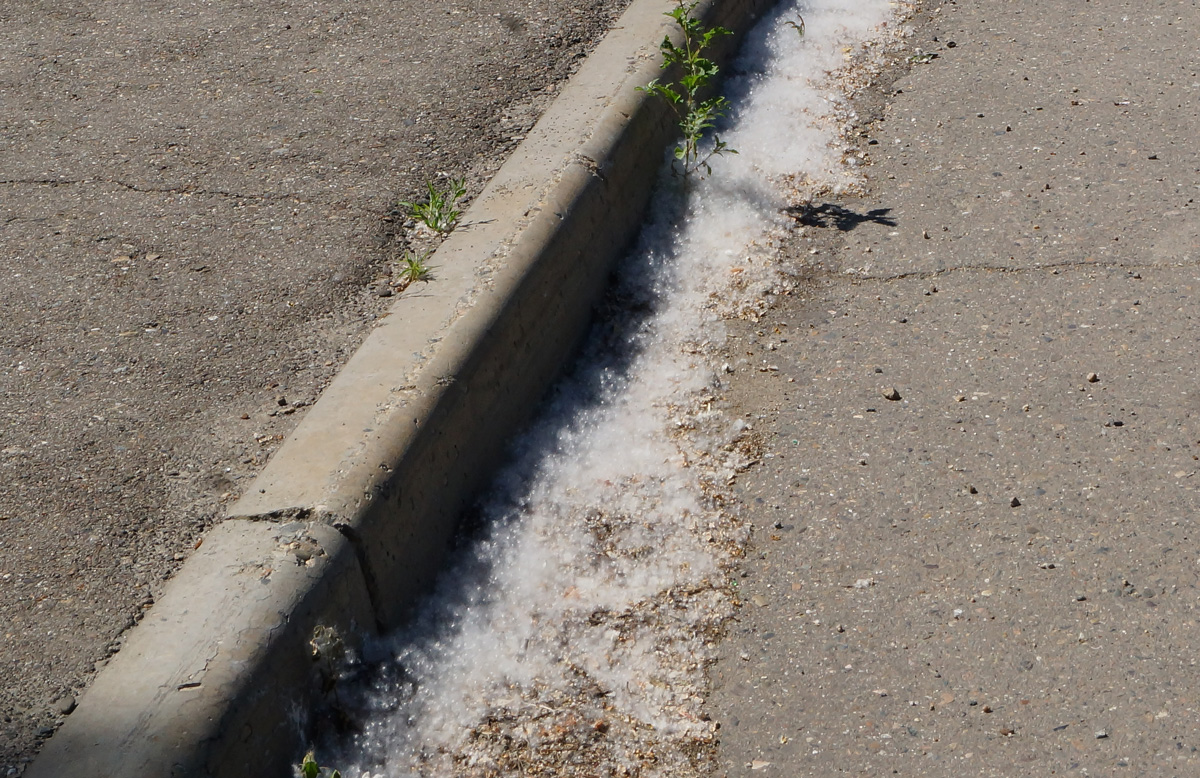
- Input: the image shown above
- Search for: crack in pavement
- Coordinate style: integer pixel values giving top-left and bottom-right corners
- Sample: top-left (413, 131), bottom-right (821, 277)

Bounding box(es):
top-left (0, 177), bottom-right (336, 207)
top-left (840, 256), bottom-right (1200, 283)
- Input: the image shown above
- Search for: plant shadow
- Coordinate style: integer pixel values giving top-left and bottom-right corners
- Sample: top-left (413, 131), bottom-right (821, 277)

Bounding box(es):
top-left (785, 202), bottom-right (896, 231)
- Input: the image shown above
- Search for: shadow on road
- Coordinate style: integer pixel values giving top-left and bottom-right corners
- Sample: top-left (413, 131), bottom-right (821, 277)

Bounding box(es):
top-left (785, 202), bottom-right (896, 231)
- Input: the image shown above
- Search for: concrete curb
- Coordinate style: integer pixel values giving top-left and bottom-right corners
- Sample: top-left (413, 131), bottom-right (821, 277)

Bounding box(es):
top-left (27, 0), bottom-right (773, 774)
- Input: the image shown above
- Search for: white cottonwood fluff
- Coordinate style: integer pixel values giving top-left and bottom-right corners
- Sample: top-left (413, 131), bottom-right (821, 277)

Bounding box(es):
top-left (335, 1), bottom-right (899, 775)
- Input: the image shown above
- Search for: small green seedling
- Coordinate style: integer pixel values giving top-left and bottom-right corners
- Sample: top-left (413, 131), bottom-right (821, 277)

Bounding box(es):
top-left (638, 0), bottom-right (737, 177)
top-left (399, 177), bottom-right (467, 233)
top-left (784, 14), bottom-right (805, 37)
top-left (398, 249), bottom-right (434, 287)
top-left (300, 751), bottom-right (342, 778)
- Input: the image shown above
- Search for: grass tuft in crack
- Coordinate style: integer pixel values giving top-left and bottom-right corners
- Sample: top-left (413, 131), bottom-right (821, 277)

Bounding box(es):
top-left (397, 249), bottom-right (434, 289)
top-left (638, 0), bottom-right (737, 177)
top-left (399, 176), bottom-right (467, 233)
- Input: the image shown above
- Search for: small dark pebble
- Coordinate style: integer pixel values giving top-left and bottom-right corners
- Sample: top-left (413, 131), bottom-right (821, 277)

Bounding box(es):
top-left (883, 387), bottom-right (902, 401)
top-left (1010, 497), bottom-right (1021, 507)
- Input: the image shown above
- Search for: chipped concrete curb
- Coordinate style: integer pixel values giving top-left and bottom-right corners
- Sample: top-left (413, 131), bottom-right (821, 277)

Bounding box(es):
top-left (26, 0), bottom-right (773, 774)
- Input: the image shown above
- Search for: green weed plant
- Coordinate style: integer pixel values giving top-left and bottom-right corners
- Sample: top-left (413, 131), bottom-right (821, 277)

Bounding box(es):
top-left (399, 177), bottom-right (467, 233)
top-left (299, 751), bottom-right (342, 778)
top-left (398, 249), bottom-right (433, 288)
top-left (639, 0), bottom-right (736, 177)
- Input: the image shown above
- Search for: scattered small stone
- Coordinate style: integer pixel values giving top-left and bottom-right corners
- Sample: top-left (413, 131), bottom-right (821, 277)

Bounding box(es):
top-left (1038, 562), bottom-right (1056, 569)
top-left (1087, 372), bottom-right (1099, 383)
top-left (377, 286), bottom-right (394, 297)
top-left (874, 367), bottom-right (883, 374)
top-left (969, 486), bottom-right (978, 494)
top-left (1095, 730), bottom-right (1109, 739)
top-left (1075, 595), bottom-right (1088, 601)
top-left (1010, 497), bottom-right (1021, 507)
top-left (883, 387), bottom-right (902, 401)
top-left (53, 694), bottom-right (77, 715)
top-left (240, 413), bottom-right (250, 420)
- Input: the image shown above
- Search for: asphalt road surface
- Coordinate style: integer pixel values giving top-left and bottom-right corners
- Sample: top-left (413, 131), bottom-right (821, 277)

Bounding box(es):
top-left (713, 0), bottom-right (1200, 774)
top-left (0, 0), bottom-right (629, 768)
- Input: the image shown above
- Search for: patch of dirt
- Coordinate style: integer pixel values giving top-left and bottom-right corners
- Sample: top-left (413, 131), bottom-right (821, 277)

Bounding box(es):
top-left (0, 0), bottom-right (631, 768)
